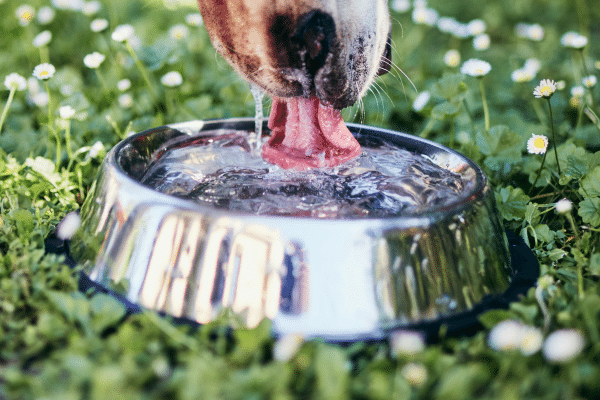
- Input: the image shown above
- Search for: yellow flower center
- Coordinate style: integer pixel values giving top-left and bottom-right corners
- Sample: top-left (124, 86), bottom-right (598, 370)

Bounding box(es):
top-left (40, 71), bottom-right (49, 77)
top-left (540, 86), bottom-right (551, 96)
top-left (22, 12), bottom-right (33, 21)
top-left (534, 138), bottom-right (545, 149)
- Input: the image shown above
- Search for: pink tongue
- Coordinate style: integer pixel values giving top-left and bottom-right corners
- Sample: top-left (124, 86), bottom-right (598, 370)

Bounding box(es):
top-left (262, 96), bottom-right (361, 170)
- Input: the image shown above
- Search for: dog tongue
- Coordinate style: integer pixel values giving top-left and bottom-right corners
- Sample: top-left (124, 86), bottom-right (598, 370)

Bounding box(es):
top-left (262, 96), bottom-right (361, 170)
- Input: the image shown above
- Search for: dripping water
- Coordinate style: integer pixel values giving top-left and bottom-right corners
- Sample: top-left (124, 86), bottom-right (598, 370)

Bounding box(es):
top-left (250, 83), bottom-right (265, 156)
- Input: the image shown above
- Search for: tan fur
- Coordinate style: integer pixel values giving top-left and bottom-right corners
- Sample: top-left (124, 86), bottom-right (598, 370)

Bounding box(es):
top-left (197, 0), bottom-right (391, 109)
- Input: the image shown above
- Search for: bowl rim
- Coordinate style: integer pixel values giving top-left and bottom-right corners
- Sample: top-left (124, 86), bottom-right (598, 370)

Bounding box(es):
top-left (109, 117), bottom-right (488, 226)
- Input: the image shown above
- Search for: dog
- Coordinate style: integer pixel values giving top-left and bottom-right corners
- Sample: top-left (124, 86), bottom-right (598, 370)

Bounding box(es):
top-left (196, 0), bottom-right (392, 169)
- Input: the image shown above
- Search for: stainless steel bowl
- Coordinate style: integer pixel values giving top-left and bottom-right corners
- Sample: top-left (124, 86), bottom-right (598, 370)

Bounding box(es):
top-left (70, 118), bottom-right (514, 341)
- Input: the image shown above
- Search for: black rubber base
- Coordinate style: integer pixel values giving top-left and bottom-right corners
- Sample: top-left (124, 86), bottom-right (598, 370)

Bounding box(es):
top-left (45, 231), bottom-right (539, 344)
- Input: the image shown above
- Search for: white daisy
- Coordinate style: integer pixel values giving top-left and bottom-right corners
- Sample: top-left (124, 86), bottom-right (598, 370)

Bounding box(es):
top-left (37, 6), bottom-right (56, 25)
top-left (56, 211), bottom-right (82, 240)
top-left (112, 24), bottom-right (135, 42)
top-left (555, 199), bottom-right (573, 214)
top-left (412, 91), bottom-right (430, 112)
top-left (83, 52), bottom-right (105, 69)
top-left (526, 24), bottom-right (544, 41)
top-left (33, 63), bottom-right (56, 80)
top-left (91, 18), bottom-right (109, 33)
top-left (511, 69), bottom-right (534, 83)
top-left (185, 13), bottom-right (204, 27)
top-left (561, 32), bottom-right (588, 49)
top-left (89, 141), bottom-right (104, 158)
top-left (533, 79), bottom-right (556, 98)
top-left (161, 71), bottom-right (183, 87)
top-left (543, 329), bottom-right (585, 363)
top-left (524, 58), bottom-right (541, 75)
top-left (456, 130), bottom-right (471, 145)
top-left (118, 93), bottom-right (133, 108)
top-left (571, 86), bottom-right (585, 98)
top-left (391, 0), bottom-right (411, 13)
top-left (519, 326), bottom-right (543, 356)
top-left (169, 24), bottom-right (189, 41)
top-left (33, 31), bottom-right (52, 48)
top-left (488, 320), bottom-right (542, 356)
top-left (4, 73), bottom-right (27, 91)
top-left (582, 75), bottom-right (597, 88)
top-left (473, 34), bottom-right (490, 51)
top-left (31, 92), bottom-right (49, 107)
top-left (117, 79), bottom-right (131, 92)
top-left (400, 363), bottom-right (428, 386)
top-left (437, 17), bottom-right (460, 35)
top-left (390, 330), bottom-right (425, 356)
top-left (82, 0), bottom-right (101, 16)
top-left (52, 0), bottom-right (84, 10)
top-left (443, 49), bottom-right (460, 67)
top-left (527, 134), bottom-right (548, 154)
top-left (16, 4), bottom-right (36, 26)
top-left (59, 105), bottom-right (76, 119)
top-left (467, 19), bottom-right (486, 36)
top-left (412, 7), bottom-right (438, 26)
top-left (452, 23), bottom-right (471, 39)
top-left (488, 320), bottom-right (524, 351)
top-left (460, 58), bottom-right (491, 77)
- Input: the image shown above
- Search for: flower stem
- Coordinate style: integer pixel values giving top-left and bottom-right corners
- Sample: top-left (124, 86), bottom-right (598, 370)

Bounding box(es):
top-left (125, 41), bottom-right (157, 101)
top-left (546, 98), bottom-right (561, 176)
top-left (65, 122), bottom-right (73, 160)
top-left (39, 46), bottom-right (49, 64)
top-left (478, 77), bottom-right (490, 132)
top-left (535, 285), bottom-right (551, 332)
top-left (530, 149), bottom-right (548, 191)
top-left (165, 88), bottom-right (174, 117)
top-left (579, 49), bottom-right (596, 106)
top-left (45, 81), bottom-right (54, 130)
top-left (95, 69), bottom-right (109, 93)
top-left (0, 88), bottom-right (16, 134)
top-left (449, 116), bottom-right (455, 148)
top-left (419, 118), bottom-right (436, 139)
top-left (460, 98), bottom-right (476, 135)
top-left (44, 81), bottom-right (60, 167)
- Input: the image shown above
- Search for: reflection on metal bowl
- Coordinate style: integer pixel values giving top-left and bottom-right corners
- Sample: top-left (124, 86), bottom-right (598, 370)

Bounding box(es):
top-left (70, 118), bottom-right (524, 341)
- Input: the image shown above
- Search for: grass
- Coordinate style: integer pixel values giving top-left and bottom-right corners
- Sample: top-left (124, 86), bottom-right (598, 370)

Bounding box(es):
top-left (1, 0), bottom-right (600, 398)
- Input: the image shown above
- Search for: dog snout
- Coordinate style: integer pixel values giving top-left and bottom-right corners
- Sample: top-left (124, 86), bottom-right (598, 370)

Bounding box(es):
top-left (291, 10), bottom-right (336, 76)
top-left (377, 34), bottom-right (392, 76)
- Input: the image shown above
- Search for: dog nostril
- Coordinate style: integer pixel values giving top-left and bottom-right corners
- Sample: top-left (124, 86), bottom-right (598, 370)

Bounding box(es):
top-left (304, 27), bottom-right (326, 60)
top-left (293, 10), bottom-right (335, 74)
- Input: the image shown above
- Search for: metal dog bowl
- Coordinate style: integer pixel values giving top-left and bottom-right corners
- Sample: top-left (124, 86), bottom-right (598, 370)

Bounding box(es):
top-left (69, 118), bottom-right (529, 341)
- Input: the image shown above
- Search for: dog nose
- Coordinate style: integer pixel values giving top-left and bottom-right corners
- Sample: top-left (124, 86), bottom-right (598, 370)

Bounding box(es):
top-left (292, 10), bottom-right (335, 75)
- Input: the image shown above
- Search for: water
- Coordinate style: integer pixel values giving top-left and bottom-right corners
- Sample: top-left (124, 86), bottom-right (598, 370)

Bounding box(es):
top-left (249, 84), bottom-right (265, 156)
top-left (140, 130), bottom-right (472, 219)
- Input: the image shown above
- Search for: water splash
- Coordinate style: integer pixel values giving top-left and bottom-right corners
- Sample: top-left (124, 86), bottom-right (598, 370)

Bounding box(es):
top-left (140, 130), bottom-right (473, 219)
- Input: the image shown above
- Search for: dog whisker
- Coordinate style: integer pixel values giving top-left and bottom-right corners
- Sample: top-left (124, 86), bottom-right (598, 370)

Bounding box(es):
top-left (370, 82), bottom-right (388, 125)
